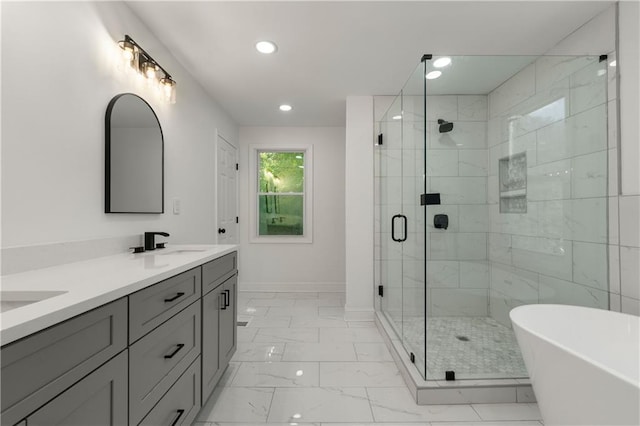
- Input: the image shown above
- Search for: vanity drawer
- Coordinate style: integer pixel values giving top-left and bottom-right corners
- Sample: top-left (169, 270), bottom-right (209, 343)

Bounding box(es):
top-left (138, 357), bottom-right (201, 426)
top-left (129, 267), bottom-right (201, 343)
top-left (1, 298), bottom-right (127, 426)
top-left (129, 301), bottom-right (201, 425)
top-left (202, 251), bottom-right (237, 295)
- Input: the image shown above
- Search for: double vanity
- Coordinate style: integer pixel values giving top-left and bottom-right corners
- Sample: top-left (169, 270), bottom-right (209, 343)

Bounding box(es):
top-left (0, 245), bottom-right (237, 426)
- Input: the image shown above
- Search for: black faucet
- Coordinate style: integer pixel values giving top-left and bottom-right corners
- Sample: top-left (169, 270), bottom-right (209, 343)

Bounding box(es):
top-left (144, 232), bottom-right (170, 251)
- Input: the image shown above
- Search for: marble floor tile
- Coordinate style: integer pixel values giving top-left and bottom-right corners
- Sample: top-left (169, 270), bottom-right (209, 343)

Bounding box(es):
top-left (197, 387), bottom-right (274, 423)
top-left (290, 316), bottom-right (348, 328)
top-left (238, 305), bottom-right (269, 316)
top-left (238, 291), bottom-right (275, 299)
top-left (195, 423), bottom-right (319, 426)
top-left (195, 423), bottom-right (320, 426)
top-left (247, 298), bottom-right (296, 307)
top-left (282, 342), bottom-right (358, 361)
top-left (276, 291), bottom-right (319, 299)
top-left (471, 403), bottom-right (542, 421)
top-left (295, 298), bottom-right (343, 307)
top-left (318, 306), bottom-right (346, 318)
top-left (268, 306), bottom-right (320, 317)
top-left (245, 316), bottom-right (291, 328)
top-left (430, 422), bottom-right (542, 426)
top-left (216, 362), bottom-right (241, 387)
top-left (237, 327), bottom-right (258, 342)
top-left (231, 362), bottom-right (320, 387)
top-left (267, 387), bottom-right (374, 423)
top-left (232, 342), bottom-right (285, 362)
top-left (253, 327), bottom-right (319, 343)
top-left (367, 387), bottom-right (481, 422)
top-left (354, 342), bottom-right (394, 361)
top-left (347, 321), bottom-right (377, 328)
top-left (319, 362), bottom-right (404, 387)
top-left (320, 327), bottom-right (384, 342)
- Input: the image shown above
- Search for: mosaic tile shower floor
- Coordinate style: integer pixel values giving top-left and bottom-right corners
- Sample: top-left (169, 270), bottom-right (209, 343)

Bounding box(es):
top-left (401, 316), bottom-right (529, 380)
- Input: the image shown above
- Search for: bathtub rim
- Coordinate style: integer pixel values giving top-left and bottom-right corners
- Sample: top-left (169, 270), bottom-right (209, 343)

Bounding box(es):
top-left (510, 303), bottom-right (640, 390)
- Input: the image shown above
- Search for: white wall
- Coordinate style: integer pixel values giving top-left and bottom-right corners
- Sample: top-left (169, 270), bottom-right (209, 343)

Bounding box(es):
top-left (1, 2), bottom-right (237, 249)
top-left (345, 96), bottom-right (375, 320)
top-left (237, 126), bottom-right (345, 291)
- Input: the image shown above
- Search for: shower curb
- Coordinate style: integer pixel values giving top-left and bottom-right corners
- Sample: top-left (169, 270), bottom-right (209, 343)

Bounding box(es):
top-left (374, 311), bottom-right (537, 405)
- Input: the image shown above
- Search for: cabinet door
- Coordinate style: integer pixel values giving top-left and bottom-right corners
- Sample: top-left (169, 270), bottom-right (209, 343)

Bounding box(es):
top-left (26, 350), bottom-right (127, 426)
top-left (219, 275), bottom-right (237, 366)
top-left (201, 288), bottom-right (220, 403)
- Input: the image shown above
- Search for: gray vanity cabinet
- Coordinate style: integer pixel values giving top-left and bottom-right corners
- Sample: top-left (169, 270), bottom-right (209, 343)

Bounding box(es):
top-left (201, 253), bottom-right (238, 404)
top-left (1, 250), bottom-right (237, 426)
top-left (26, 350), bottom-right (128, 426)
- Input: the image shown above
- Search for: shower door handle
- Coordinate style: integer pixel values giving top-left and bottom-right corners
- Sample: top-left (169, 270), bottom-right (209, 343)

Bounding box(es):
top-left (391, 214), bottom-right (408, 242)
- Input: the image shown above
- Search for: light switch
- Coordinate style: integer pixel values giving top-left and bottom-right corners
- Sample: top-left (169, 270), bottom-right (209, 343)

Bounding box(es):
top-left (173, 198), bottom-right (181, 215)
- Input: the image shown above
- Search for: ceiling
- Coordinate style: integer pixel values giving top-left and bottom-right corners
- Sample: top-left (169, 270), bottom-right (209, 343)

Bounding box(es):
top-left (126, 1), bottom-right (613, 127)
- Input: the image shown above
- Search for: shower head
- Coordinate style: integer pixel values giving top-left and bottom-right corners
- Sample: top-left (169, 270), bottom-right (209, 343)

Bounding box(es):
top-left (438, 119), bottom-right (454, 133)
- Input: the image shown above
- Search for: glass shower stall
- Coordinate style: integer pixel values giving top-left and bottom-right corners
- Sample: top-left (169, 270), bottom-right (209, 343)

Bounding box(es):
top-left (375, 54), bottom-right (610, 381)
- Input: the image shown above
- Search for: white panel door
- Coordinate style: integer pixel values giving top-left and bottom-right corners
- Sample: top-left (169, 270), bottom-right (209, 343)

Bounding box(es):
top-left (217, 136), bottom-right (238, 244)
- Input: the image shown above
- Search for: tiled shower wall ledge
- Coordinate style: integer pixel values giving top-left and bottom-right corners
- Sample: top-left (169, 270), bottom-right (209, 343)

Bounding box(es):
top-left (375, 311), bottom-right (536, 405)
top-left (1, 235), bottom-right (142, 275)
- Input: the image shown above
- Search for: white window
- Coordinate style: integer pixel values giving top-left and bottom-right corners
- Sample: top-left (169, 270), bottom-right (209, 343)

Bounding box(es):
top-left (249, 144), bottom-right (313, 243)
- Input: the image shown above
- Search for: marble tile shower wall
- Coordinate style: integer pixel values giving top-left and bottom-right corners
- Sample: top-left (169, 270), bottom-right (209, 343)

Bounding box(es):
top-left (486, 56), bottom-right (613, 327)
top-left (425, 95), bottom-right (490, 317)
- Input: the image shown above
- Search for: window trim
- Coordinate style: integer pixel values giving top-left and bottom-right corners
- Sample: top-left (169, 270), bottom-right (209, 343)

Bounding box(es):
top-left (249, 144), bottom-right (313, 244)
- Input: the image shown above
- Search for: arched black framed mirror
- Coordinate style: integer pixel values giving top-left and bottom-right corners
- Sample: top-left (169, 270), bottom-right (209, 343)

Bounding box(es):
top-left (105, 93), bottom-right (164, 213)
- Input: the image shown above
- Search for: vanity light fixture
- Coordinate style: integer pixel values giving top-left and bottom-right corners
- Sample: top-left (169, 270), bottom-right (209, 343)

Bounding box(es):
top-left (279, 104), bottom-right (293, 112)
top-left (118, 35), bottom-right (176, 103)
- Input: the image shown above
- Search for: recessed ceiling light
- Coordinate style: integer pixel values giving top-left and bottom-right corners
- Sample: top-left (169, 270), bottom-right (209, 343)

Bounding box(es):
top-left (426, 71), bottom-right (442, 80)
top-left (279, 104), bottom-right (292, 112)
top-left (256, 41), bottom-right (277, 54)
top-left (433, 57), bottom-right (451, 68)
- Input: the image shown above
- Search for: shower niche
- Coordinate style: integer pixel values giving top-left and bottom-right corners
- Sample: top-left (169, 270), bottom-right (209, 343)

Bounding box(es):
top-left (499, 152), bottom-right (527, 213)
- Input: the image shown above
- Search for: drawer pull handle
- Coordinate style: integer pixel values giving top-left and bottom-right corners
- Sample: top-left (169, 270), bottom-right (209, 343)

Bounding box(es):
top-left (164, 343), bottom-right (185, 359)
top-left (170, 409), bottom-right (185, 426)
top-left (164, 292), bottom-right (185, 303)
top-left (221, 291), bottom-right (227, 310)
top-left (224, 289), bottom-right (231, 307)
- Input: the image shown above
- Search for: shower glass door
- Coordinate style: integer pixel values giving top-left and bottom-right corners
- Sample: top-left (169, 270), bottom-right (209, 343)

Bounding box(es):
top-left (378, 60), bottom-right (428, 379)
top-left (422, 55), bottom-right (609, 380)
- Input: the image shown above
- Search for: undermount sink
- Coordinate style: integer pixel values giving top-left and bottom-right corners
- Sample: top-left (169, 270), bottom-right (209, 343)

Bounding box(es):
top-left (157, 249), bottom-right (207, 255)
top-left (0, 290), bottom-right (67, 313)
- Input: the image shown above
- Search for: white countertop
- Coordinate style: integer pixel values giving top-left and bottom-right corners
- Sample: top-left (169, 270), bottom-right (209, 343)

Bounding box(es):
top-left (0, 244), bottom-right (238, 346)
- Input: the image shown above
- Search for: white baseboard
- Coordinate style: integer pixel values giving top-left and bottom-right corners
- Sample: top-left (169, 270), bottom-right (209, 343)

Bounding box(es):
top-left (344, 307), bottom-right (375, 321)
top-left (239, 281), bottom-right (346, 293)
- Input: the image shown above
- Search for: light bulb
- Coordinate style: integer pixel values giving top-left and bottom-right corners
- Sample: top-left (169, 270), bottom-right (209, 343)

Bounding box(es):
top-left (279, 104), bottom-right (292, 112)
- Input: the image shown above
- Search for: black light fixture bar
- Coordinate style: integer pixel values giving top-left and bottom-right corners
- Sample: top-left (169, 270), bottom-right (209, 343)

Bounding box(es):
top-left (122, 34), bottom-right (174, 82)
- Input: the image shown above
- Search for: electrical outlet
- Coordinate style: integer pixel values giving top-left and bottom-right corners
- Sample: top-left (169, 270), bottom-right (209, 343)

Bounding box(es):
top-left (173, 198), bottom-right (181, 215)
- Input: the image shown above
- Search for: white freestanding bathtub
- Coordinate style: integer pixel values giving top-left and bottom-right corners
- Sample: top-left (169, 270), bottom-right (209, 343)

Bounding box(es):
top-left (510, 304), bottom-right (639, 426)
